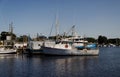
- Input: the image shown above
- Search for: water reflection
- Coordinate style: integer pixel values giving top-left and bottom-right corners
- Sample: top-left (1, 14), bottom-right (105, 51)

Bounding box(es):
top-left (0, 47), bottom-right (120, 77)
top-left (0, 54), bottom-right (99, 77)
top-left (34, 55), bottom-right (99, 77)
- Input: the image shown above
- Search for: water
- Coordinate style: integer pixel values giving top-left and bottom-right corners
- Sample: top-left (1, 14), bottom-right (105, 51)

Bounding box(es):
top-left (0, 47), bottom-right (120, 77)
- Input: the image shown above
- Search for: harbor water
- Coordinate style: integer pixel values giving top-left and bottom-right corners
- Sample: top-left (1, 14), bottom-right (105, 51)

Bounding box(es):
top-left (0, 47), bottom-right (120, 77)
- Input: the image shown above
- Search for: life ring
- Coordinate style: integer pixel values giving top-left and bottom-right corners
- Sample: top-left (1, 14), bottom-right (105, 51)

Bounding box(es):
top-left (65, 44), bottom-right (68, 48)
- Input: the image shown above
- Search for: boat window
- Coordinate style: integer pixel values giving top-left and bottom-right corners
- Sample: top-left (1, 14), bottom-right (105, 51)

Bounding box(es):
top-left (75, 39), bottom-right (79, 41)
top-left (38, 44), bottom-right (41, 46)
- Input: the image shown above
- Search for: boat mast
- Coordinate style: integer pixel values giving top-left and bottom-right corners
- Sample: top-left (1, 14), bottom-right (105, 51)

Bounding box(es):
top-left (8, 22), bottom-right (14, 46)
top-left (9, 22), bottom-right (13, 34)
top-left (71, 25), bottom-right (75, 37)
top-left (55, 13), bottom-right (59, 41)
top-left (9, 22), bottom-right (14, 41)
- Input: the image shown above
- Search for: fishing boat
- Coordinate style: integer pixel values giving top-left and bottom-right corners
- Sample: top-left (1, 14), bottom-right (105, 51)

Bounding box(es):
top-left (42, 26), bottom-right (99, 56)
top-left (42, 40), bottom-right (99, 56)
top-left (0, 22), bottom-right (17, 54)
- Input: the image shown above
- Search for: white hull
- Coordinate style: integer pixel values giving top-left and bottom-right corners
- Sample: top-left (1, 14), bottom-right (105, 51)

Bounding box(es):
top-left (0, 49), bottom-right (16, 54)
top-left (43, 47), bottom-right (99, 56)
top-left (0, 45), bottom-right (17, 54)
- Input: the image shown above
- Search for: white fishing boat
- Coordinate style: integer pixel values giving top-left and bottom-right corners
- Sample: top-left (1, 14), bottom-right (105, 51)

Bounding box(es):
top-left (42, 18), bottom-right (99, 55)
top-left (0, 45), bottom-right (16, 54)
top-left (0, 22), bottom-right (17, 54)
top-left (42, 41), bottom-right (99, 56)
top-left (43, 29), bottom-right (99, 55)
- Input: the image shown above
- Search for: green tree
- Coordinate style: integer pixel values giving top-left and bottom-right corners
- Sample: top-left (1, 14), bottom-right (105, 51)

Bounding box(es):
top-left (0, 31), bottom-right (8, 41)
top-left (98, 35), bottom-right (107, 44)
top-left (0, 31), bottom-right (16, 41)
top-left (16, 35), bottom-right (29, 42)
top-left (86, 37), bottom-right (96, 43)
top-left (108, 38), bottom-right (120, 46)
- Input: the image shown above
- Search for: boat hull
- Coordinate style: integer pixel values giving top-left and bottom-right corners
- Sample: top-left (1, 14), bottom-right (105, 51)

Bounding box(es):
top-left (25, 49), bottom-right (43, 54)
top-left (0, 50), bottom-right (16, 54)
top-left (42, 47), bottom-right (99, 56)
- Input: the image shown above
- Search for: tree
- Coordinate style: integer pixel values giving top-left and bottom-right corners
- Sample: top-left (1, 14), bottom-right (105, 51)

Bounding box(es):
top-left (86, 37), bottom-right (96, 43)
top-left (108, 38), bottom-right (120, 46)
top-left (16, 35), bottom-right (29, 42)
top-left (0, 31), bottom-right (8, 41)
top-left (98, 35), bottom-right (107, 44)
top-left (0, 31), bottom-right (16, 41)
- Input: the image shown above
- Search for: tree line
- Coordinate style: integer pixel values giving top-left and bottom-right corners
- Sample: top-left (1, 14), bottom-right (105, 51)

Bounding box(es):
top-left (98, 35), bottom-right (120, 46)
top-left (0, 31), bottom-right (119, 46)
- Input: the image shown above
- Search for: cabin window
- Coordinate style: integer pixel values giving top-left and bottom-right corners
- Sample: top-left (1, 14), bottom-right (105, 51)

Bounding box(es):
top-left (75, 39), bottom-right (79, 41)
top-left (38, 44), bottom-right (41, 46)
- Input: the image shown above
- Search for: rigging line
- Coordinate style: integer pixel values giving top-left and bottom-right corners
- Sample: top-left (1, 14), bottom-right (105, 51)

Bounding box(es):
top-left (49, 23), bottom-right (54, 37)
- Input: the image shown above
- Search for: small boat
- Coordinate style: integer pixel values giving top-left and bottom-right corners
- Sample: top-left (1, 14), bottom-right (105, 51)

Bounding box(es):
top-left (0, 45), bottom-right (16, 54)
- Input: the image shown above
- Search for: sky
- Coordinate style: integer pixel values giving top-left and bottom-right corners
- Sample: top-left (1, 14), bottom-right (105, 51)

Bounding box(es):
top-left (0, 0), bottom-right (120, 38)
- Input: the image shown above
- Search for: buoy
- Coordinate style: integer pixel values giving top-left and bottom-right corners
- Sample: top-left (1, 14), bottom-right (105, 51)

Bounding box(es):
top-left (65, 44), bottom-right (68, 48)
